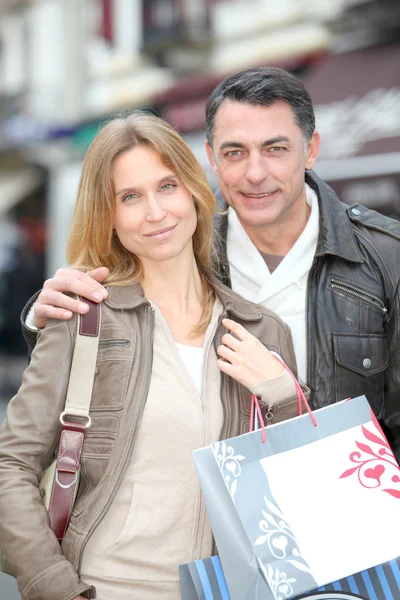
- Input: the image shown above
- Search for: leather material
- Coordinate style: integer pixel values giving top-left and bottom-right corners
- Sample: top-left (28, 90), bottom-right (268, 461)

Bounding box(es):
top-left (214, 170), bottom-right (400, 459)
top-left (9, 280), bottom-right (298, 597)
top-left (80, 298), bottom-right (100, 337)
top-left (0, 299), bottom-right (101, 588)
top-left (48, 422), bottom-right (86, 540)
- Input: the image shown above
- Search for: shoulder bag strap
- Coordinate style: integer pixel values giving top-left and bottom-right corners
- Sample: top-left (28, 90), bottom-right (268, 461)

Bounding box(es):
top-left (48, 298), bottom-right (101, 540)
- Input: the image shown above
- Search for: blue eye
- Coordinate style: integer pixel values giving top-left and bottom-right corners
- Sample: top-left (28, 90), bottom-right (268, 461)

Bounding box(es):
top-left (122, 193), bottom-right (139, 202)
top-left (160, 182), bottom-right (177, 191)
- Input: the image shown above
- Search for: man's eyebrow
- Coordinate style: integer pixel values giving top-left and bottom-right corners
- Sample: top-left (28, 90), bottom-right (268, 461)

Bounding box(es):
top-left (262, 136), bottom-right (290, 146)
top-left (218, 136), bottom-right (290, 153)
top-left (116, 173), bottom-right (178, 196)
top-left (219, 141), bottom-right (245, 152)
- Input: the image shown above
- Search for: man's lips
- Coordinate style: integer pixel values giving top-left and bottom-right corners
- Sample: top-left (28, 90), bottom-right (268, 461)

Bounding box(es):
top-left (240, 190), bottom-right (278, 198)
top-left (144, 224), bottom-right (177, 237)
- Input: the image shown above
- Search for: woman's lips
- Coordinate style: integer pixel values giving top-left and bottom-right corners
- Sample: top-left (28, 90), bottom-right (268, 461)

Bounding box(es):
top-left (144, 224), bottom-right (177, 239)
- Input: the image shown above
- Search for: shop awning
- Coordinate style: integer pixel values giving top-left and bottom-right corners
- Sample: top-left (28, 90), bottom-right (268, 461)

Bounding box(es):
top-left (303, 43), bottom-right (400, 217)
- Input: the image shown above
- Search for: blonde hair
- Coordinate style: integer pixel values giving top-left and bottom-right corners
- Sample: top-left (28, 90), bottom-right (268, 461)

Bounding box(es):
top-left (67, 111), bottom-right (217, 336)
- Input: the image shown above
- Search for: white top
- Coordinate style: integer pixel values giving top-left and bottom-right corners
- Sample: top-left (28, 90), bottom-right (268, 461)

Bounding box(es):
top-left (227, 183), bottom-right (320, 383)
top-left (175, 343), bottom-right (204, 395)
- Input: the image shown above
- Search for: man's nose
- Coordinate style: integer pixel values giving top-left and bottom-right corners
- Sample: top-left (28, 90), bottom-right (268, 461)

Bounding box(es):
top-left (245, 154), bottom-right (268, 185)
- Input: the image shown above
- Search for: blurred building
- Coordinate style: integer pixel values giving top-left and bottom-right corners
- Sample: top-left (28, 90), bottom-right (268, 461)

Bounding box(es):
top-left (0, 0), bottom-right (399, 383)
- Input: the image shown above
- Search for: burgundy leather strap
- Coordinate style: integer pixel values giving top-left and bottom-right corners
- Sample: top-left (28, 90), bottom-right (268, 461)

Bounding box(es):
top-left (47, 300), bottom-right (101, 541)
top-left (79, 298), bottom-right (100, 337)
top-left (48, 421), bottom-right (86, 541)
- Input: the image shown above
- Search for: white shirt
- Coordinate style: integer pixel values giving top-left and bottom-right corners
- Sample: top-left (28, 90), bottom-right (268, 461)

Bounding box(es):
top-left (175, 343), bottom-right (204, 395)
top-left (227, 184), bottom-right (320, 383)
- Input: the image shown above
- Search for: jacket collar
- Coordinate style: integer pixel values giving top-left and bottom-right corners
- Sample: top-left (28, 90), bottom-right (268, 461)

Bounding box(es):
top-left (214, 171), bottom-right (364, 265)
top-left (305, 170), bottom-right (363, 263)
top-left (104, 282), bottom-right (148, 310)
top-left (104, 277), bottom-right (263, 321)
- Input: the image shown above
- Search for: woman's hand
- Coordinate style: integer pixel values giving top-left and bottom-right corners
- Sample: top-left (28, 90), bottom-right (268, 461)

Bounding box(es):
top-left (217, 319), bottom-right (284, 389)
top-left (34, 267), bottom-right (109, 328)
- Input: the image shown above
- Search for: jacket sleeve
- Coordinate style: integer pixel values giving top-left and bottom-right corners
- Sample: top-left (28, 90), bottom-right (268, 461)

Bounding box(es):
top-left (383, 281), bottom-right (400, 463)
top-left (253, 323), bottom-right (311, 424)
top-left (20, 290), bottom-right (41, 360)
top-left (0, 317), bottom-right (94, 600)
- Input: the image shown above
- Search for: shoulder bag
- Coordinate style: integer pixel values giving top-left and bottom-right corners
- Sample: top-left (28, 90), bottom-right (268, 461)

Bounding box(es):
top-left (0, 299), bottom-right (101, 576)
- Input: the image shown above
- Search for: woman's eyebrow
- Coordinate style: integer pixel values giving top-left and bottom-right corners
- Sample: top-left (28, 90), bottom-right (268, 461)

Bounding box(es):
top-left (116, 173), bottom-right (178, 196)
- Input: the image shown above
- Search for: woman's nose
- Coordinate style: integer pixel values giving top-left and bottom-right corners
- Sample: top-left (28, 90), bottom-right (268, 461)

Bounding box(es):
top-left (146, 195), bottom-right (167, 221)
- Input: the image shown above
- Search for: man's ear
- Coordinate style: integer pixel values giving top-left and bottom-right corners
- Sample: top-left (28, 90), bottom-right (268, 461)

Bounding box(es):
top-left (305, 130), bottom-right (320, 170)
top-left (205, 140), bottom-right (219, 176)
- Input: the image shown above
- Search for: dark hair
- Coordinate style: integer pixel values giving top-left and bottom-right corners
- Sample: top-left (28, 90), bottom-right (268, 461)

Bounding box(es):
top-left (205, 67), bottom-right (315, 145)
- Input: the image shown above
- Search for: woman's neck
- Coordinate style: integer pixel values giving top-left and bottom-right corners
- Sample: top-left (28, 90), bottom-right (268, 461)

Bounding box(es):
top-left (141, 252), bottom-right (206, 346)
top-left (142, 252), bottom-right (202, 310)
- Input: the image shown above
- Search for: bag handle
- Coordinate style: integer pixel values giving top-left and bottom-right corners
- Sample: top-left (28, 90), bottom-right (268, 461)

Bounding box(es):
top-left (250, 356), bottom-right (317, 444)
top-left (49, 298), bottom-right (101, 540)
top-left (60, 297), bottom-right (101, 425)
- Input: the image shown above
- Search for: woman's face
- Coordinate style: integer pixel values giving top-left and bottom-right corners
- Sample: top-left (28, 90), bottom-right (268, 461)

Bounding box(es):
top-left (113, 145), bottom-right (197, 266)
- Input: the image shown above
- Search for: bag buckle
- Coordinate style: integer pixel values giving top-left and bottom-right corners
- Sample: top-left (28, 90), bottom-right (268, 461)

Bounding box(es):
top-left (55, 469), bottom-right (78, 490)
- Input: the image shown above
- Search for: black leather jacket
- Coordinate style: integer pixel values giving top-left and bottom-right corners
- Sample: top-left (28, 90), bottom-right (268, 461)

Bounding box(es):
top-left (214, 170), bottom-right (400, 456)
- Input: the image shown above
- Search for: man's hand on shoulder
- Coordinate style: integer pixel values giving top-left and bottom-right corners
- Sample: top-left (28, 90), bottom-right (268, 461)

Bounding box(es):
top-left (34, 267), bottom-right (109, 329)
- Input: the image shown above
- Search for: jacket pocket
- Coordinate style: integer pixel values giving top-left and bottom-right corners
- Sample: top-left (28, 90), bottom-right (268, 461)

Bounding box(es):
top-left (90, 325), bottom-right (136, 411)
top-left (331, 279), bottom-right (389, 321)
top-left (71, 414), bottom-right (119, 518)
top-left (82, 414), bottom-right (119, 457)
top-left (333, 333), bottom-right (388, 416)
top-left (102, 483), bottom-right (181, 581)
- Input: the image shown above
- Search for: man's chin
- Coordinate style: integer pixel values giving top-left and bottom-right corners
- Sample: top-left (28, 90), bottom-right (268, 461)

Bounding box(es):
top-left (232, 201), bottom-right (277, 222)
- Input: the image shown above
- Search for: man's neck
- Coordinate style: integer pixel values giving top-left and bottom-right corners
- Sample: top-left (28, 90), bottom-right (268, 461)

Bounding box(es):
top-left (240, 201), bottom-right (311, 256)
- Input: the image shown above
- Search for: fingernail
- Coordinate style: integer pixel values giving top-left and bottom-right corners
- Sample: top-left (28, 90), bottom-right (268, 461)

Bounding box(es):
top-left (63, 311), bottom-right (73, 319)
top-left (93, 292), bottom-right (103, 301)
top-left (102, 289), bottom-right (108, 298)
top-left (79, 303), bottom-right (90, 313)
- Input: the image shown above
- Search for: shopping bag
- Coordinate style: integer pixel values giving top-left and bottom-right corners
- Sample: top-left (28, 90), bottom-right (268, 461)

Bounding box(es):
top-left (192, 395), bottom-right (400, 600)
top-left (180, 554), bottom-right (400, 600)
top-left (179, 555), bottom-right (230, 600)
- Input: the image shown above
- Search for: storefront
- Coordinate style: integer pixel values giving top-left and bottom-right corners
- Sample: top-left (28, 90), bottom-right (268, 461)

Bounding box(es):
top-left (304, 43), bottom-right (400, 219)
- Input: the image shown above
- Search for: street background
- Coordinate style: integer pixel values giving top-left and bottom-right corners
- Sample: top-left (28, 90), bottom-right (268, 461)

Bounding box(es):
top-left (1, 0), bottom-right (400, 597)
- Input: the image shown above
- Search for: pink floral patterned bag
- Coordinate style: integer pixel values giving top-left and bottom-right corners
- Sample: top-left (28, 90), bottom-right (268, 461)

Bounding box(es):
top-left (192, 394), bottom-right (400, 599)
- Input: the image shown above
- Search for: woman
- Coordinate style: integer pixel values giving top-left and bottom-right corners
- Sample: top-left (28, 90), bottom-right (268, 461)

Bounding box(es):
top-left (0, 112), bottom-right (301, 600)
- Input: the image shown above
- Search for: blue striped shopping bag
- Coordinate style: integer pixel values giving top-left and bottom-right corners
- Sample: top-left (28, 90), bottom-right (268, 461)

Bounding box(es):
top-left (179, 555), bottom-right (400, 599)
top-left (179, 555), bottom-right (230, 600)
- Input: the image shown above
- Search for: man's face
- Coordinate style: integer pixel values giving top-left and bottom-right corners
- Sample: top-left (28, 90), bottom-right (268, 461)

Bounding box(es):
top-left (206, 100), bottom-right (320, 232)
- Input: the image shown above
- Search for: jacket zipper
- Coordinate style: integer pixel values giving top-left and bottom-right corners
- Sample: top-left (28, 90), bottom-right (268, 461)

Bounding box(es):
top-left (264, 405), bottom-right (274, 423)
top-left (98, 338), bottom-right (129, 349)
top-left (192, 316), bottom-right (219, 557)
top-left (76, 305), bottom-right (155, 572)
top-left (211, 309), bottom-right (229, 556)
top-left (331, 278), bottom-right (389, 321)
top-left (306, 259), bottom-right (319, 409)
top-left (216, 310), bottom-right (230, 441)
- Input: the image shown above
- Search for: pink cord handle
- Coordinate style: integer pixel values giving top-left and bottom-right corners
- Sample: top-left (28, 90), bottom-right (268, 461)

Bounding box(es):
top-left (250, 356), bottom-right (317, 443)
top-left (250, 394), bottom-right (267, 443)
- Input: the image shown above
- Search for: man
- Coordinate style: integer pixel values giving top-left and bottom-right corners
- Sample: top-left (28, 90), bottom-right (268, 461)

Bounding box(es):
top-left (22, 67), bottom-right (400, 455)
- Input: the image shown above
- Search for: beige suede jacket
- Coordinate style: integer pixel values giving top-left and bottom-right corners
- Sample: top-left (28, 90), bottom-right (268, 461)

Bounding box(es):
top-left (0, 280), bottom-right (300, 600)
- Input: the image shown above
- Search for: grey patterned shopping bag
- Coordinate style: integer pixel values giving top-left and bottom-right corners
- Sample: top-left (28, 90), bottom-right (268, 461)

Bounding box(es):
top-left (192, 395), bottom-right (400, 600)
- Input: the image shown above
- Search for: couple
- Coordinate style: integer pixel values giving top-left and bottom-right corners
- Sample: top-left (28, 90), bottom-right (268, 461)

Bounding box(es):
top-left (1, 67), bottom-right (399, 600)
